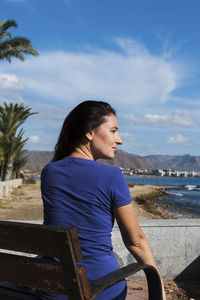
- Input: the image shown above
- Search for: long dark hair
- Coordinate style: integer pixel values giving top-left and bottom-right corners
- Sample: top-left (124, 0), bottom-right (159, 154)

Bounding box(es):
top-left (52, 100), bottom-right (116, 161)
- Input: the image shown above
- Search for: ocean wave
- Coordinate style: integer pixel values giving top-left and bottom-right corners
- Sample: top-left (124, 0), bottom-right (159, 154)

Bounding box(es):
top-left (185, 185), bottom-right (197, 190)
top-left (167, 191), bottom-right (183, 196)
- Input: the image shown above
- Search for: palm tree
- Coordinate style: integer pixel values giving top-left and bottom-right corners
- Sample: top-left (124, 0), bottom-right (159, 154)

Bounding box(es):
top-left (0, 102), bottom-right (37, 181)
top-left (0, 129), bottom-right (28, 181)
top-left (0, 19), bottom-right (38, 62)
top-left (0, 102), bottom-right (37, 136)
top-left (0, 147), bottom-right (4, 180)
top-left (13, 149), bottom-right (28, 179)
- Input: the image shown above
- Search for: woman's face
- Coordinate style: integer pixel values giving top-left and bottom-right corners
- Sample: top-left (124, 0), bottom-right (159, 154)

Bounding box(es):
top-left (88, 114), bottom-right (123, 160)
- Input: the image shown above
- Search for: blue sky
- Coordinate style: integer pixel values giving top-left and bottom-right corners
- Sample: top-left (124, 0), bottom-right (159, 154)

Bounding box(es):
top-left (1, 0), bottom-right (200, 156)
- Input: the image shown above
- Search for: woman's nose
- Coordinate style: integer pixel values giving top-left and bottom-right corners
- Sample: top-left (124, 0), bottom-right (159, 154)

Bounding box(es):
top-left (116, 134), bottom-right (123, 145)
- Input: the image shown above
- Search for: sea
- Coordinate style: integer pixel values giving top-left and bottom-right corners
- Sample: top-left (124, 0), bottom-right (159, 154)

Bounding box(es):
top-left (125, 176), bottom-right (200, 218)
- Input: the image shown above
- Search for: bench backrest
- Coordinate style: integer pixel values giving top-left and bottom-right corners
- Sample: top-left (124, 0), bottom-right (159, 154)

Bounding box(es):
top-left (0, 221), bottom-right (91, 300)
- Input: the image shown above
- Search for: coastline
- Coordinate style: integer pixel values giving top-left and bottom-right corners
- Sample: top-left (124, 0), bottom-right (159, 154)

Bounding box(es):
top-left (129, 184), bottom-right (176, 219)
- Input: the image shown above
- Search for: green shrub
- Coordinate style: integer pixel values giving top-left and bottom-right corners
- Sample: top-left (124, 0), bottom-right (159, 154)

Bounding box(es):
top-left (23, 177), bottom-right (36, 184)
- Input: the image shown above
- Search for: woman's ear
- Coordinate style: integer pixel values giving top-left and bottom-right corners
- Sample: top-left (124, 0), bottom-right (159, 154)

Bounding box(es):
top-left (86, 131), bottom-right (94, 141)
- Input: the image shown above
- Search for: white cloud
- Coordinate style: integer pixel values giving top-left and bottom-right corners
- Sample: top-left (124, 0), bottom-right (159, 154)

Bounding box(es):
top-left (29, 135), bottom-right (41, 143)
top-left (120, 132), bottom-right (137, 141)
top-left (167, 134), bottom-right (189, 145)
top-left (1, 38), bottom-right (182, 105)
top-left (1, 38), bottom-right (195, 154)
top-left (116, 38), bottom-right (148, 56)
top-left (27, 135), bottom-right (50, 148)
top-left (0, 73), bottom-right (24, 94)
top-left (123, 110), bottom-right (197, 129)
top-left (144, 110), bottom-right (194, 127)
top-left (122, 114), bottom-right (137, 122)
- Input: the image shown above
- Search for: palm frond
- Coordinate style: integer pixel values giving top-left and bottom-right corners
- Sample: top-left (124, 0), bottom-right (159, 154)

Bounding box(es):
top-left (0, 19), bottom-right (39, 63)
top-left (0, 20), bottom-right (17, 40)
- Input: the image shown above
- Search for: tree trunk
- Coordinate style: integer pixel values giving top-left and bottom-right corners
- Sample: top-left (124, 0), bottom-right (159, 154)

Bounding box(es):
top-left (2, 157), bottom-right (13, 181)
top-left (0, 161), bottom-right (4, 181)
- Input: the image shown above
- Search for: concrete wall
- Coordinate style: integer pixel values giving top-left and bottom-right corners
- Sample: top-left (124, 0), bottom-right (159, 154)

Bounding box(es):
top-left (6, 218), bottom-right (200, 280)
top-left (112, 219), bottom-right (200, 280)
top-left (0, 179), bottom-right (22, 197)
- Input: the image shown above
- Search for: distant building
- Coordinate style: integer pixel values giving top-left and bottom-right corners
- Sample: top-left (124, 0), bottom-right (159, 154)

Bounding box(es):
top-left (165, 169), bottom-right (172, 176)
top-left (158, 169), bottom-right (165, 176)
top-left (174, 171), bottom-right (181, 177)
top-left (121, 167), bottom-right (199, 177)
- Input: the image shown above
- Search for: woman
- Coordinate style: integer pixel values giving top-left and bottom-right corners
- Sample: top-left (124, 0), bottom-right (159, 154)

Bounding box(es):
top-left (37, 100), bottom-right (166, 300)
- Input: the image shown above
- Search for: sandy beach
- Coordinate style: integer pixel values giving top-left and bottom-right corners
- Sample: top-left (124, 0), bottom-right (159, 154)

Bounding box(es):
top-left (0, 180), bottom-right (173, 220)
top-left (0, 180), bottom-right (43, 220)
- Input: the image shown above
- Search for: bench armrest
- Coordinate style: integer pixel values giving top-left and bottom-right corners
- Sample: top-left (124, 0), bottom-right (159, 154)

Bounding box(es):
top-left (88, 263), bottom-right (162, 300)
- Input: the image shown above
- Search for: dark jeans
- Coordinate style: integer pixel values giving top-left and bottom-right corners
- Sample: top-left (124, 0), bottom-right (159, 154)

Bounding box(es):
top-left (111, 286), bottom-right (127, 300)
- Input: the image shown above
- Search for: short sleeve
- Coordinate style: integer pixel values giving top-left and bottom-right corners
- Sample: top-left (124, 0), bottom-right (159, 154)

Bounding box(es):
top-left (110, 168), bottom-right (132, 207)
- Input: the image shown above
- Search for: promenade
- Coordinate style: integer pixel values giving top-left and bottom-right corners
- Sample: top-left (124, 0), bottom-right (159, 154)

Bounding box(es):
top-left (0, 181), bottom-right (200, 299)
top-left (126, 280), bottom-right (200, 299)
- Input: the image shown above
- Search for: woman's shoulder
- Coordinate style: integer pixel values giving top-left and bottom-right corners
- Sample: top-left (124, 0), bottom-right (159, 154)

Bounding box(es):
top-left (40, 161), bottom-right (55, 179)
top-left (41, 160), bottom-right (54, 172)
top-left (41, 157), bottom-right (122, 178)
top-left (92, 160), bottom-right (121, 173)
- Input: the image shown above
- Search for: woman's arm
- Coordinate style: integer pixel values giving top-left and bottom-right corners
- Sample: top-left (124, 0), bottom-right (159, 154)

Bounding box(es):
top-left (113, 203), bottom-right (167, 300)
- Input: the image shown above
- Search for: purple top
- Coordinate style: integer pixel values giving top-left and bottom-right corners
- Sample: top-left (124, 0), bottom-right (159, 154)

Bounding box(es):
top-left (39, 157), bottom-right (132, 300)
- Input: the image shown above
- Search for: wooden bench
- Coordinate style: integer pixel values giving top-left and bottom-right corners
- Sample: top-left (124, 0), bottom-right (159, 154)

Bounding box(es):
top-left (0, 221), bottom-right (163, 299)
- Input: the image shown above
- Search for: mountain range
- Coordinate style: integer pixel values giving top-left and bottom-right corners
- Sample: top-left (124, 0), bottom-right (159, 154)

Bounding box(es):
top-left (23, 150), bottom-right (200, 173)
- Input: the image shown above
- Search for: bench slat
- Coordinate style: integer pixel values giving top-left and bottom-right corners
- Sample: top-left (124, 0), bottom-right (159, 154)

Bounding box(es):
top-left (0, 222), bottom-right (89, 300)
top-left (0, 253), bottom-right (69, 294)
top-left (0, 221), bottom-right (74, 258)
